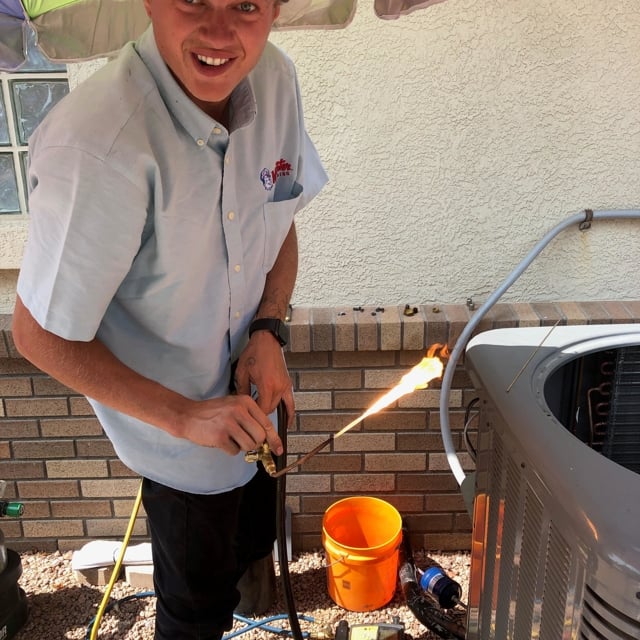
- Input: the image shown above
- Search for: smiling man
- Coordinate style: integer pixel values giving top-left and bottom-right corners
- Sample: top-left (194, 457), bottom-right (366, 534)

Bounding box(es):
top-left (11, 0), bottom-right (327, 637)
top-left (148, 0), bottom-right (279, 122)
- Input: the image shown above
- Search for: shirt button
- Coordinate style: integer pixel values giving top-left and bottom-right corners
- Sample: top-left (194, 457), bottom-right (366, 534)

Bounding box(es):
top-left (227, 211), bottom-right (235, 221)
top-left (225, 156), bottom-right (230, 165)
top-left (196, 138), bottom-right (205, 147)
top-left (213, 127), bottom-right (222, 135)
top-left (234, 264), bottom-right (241, 273)
top-left (235, 311), bottom-right (241, 319)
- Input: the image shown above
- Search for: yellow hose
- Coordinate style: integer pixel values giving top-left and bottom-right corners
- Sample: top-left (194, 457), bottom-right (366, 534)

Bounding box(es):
top-left (89, 478), bottom-right (144, 640)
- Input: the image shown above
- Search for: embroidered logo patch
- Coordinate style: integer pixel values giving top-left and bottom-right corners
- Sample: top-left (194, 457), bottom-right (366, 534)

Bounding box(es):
top-left (260, 168), bottom-right (273, 191)
top-left (260, 159), bottom-right (292, 191)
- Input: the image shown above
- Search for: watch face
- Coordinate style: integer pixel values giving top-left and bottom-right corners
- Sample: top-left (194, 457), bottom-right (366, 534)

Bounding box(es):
top-left (277, 320), bottom-right (289, 346)
top-left (268, 319), bottom-right (287, 346)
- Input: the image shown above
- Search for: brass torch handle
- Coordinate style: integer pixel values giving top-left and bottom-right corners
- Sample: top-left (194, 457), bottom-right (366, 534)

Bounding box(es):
top-left (244, 443), bottom-right (276, 476)
top-left (243, 400), bottom-right (287, 477)
top-left (244, 430), bottom-right (333, 477)
top-left (244, 400), bottom-right (287, 478)
top-left (245, 402), bottom-right (334, 477)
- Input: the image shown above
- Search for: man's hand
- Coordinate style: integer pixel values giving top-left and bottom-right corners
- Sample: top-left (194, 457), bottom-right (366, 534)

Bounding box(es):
top-left (233, 330), bottom-right (295, 428)
top-left (176, 394), bottom-right (283, 456)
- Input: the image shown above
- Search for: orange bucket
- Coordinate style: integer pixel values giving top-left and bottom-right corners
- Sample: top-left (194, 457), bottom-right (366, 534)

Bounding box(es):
top-left (322, 496), bottom-right (402, 612)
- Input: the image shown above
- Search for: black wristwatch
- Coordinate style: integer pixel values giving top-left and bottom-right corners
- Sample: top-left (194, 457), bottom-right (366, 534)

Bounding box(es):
top-left (249, 317), bottom-right (289, 347)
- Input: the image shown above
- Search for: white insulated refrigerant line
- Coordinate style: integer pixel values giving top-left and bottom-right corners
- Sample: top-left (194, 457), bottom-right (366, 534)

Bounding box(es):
top-left (438, 208), bottom-right (640, 486)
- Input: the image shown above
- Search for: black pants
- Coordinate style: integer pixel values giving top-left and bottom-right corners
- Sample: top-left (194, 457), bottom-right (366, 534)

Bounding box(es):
top-left (141, 467), bottom-right (277, 640)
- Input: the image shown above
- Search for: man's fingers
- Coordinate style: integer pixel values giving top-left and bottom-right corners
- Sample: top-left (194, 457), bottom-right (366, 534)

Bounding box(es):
top-left (262, 420), bottom-right (283, 456)
top-left (238, 399), bottom-right (283, 455)
top-left (219, 389), bottom-right (285, 456)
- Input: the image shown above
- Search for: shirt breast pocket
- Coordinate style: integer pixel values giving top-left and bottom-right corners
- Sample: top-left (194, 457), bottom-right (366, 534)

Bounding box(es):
top-left (262, 193), bottom-right (301, 273)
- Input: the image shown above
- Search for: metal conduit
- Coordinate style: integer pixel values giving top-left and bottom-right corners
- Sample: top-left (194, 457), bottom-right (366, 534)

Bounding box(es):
top-left (439, 208), bottom-right (640, 486)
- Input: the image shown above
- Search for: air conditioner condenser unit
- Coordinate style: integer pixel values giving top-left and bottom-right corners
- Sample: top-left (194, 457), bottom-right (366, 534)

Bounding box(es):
top-left (464, 323), bottom-right (640, 640)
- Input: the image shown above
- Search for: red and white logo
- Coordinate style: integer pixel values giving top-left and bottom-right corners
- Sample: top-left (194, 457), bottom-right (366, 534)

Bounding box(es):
top-left (260, 158), bottom-right (292, 191)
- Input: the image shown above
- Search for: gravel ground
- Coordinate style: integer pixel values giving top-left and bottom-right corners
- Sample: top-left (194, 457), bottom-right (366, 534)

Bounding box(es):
top-left (15, 548), bottom-right (470, 640)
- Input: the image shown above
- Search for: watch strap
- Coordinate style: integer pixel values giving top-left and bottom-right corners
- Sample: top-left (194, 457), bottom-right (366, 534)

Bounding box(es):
top-left (249, 317), bottom-right (288, 347)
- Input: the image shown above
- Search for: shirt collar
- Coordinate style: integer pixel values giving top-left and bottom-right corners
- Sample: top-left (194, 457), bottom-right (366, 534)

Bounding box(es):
top-left (134, 26), bottom-right (257, 143)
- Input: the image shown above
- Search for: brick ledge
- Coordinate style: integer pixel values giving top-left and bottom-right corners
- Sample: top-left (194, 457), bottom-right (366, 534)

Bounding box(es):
top-left (2, 300), bottom-right (639, 357)
top-left (285, 300), bottom-right (640, 352)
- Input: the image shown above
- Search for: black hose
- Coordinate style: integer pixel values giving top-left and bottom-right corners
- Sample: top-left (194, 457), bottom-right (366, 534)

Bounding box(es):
top-left (276, 402), bottom-right (304, 640)
top-left (398, 522), bottom-right (466, 640)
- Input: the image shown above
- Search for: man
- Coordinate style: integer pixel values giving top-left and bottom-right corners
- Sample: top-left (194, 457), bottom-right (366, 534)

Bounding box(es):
top-left (11, 0), bottom-right (327, 636)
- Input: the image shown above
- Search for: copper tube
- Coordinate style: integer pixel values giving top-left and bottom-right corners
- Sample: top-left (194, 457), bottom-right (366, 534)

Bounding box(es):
top-left (248, 344), bottom-right (449, 477)
top-left (270, 435), bottom-right (334, 478)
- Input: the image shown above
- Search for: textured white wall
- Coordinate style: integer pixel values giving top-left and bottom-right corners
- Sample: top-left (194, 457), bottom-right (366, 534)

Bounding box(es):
top-left (1, 0), bottom-right (639, 314)
top-left (270, 0), bottom-right (640, 307)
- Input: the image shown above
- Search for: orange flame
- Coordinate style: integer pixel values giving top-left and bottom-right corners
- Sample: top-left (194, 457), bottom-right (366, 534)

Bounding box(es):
top-left (335, 343), bottom-right (449, 438)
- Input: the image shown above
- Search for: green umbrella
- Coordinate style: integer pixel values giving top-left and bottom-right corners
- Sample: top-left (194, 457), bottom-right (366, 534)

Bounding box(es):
top-left (0, 0), bottom-right (445, 71)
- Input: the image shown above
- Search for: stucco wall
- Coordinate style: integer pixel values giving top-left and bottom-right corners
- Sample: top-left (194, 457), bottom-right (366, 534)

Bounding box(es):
top-left (1, 0), bottom-right (639, 312)
top-left (270, 0), bottom-right (640, 307)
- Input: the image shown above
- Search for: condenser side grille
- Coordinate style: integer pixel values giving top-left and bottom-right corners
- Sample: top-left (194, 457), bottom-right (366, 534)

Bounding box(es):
top-left (466, 326), bottom-right (640, 640)
top-left (539, 523), bottom-right (571, 639)
top-left (493, 455), bottom-right (522, 639)
top-left (513, 486), bottom-right (543, 639)
top-left (480, 434), bottom-right (506, 636)
top-left (471, 425), bottom-right (578, 640)
top-left (579, 584), bottom-right (640, 639)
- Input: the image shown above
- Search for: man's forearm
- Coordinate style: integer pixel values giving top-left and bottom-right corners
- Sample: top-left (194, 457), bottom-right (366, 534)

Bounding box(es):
top-left (255, 221), bottom-right (298, 320)
top-left (13, 296), bottom-right (284, 454)
top-left (12, 296), bottom-right (187, 436)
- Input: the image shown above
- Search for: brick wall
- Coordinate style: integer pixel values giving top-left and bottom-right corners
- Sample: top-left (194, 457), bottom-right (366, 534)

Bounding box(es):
top-left (1, 301), bottom-right (639, 554)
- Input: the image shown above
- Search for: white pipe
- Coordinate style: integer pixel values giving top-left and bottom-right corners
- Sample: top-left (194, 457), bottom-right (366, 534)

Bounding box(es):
top-left (439, 208), bottom-right (640, 486)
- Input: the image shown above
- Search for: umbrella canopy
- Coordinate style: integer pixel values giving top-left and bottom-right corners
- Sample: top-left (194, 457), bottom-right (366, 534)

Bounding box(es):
top-left (0, 0), bottom-right (445, 72)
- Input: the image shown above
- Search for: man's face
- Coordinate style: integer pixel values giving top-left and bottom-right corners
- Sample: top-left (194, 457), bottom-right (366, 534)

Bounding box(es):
top-left (144, 0), bottom-right (280, 120)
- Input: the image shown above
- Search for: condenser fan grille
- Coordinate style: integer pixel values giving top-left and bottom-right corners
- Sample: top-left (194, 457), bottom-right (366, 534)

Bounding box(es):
top-left (546, 345), bottom-right (640, 476)
top-left (603, 346), bottom-right (640, 474)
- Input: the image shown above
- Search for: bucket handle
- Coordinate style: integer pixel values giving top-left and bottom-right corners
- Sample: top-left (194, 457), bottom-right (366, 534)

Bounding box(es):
top-left (324, 546), bottom-right (399, 567)
top-left (325, 554), bottom-right (347, 568)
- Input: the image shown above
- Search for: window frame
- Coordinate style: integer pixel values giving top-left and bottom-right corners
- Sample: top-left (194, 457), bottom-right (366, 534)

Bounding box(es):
top-left (1, 67), bottom-right (68, 217)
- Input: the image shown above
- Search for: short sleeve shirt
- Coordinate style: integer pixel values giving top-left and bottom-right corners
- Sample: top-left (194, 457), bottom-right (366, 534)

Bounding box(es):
top-left (17, 27), bottom-right (327, 494)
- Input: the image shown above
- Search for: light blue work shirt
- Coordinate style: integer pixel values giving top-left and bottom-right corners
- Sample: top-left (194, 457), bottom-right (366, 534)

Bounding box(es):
top-left (17, 27), bottom-right (327, 494)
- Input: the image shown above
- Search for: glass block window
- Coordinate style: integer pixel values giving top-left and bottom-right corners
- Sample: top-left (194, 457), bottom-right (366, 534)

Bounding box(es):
top-left (0, 28), bottom-right (69, 215)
